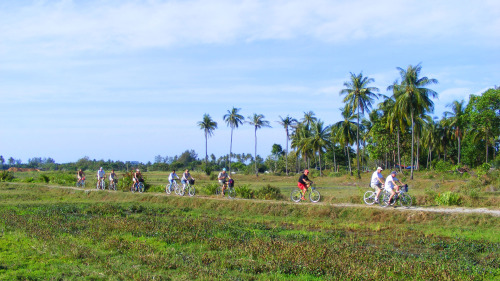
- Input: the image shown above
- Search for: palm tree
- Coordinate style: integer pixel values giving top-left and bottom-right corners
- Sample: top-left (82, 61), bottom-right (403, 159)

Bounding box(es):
top-left (307, 120), bottom-right (331, 176)
top-left (301, 111), bottom-right (317, 128)
top-left (277, 115), bottom-right (297, 175)
top-left (246, 113), bottom-right (271, 176)
top-left (389, 64), bottom-right (438, 179)
top-left (333, 107), bottom-right (357, 176)
top-left (223, 107), bottom-right (244, 173)
top-left (445, 100), bottom-right (466, 164)
top-left (197, 114), bottom-right (218, 165)
top-left (340, 72), bottom-right (379, 179)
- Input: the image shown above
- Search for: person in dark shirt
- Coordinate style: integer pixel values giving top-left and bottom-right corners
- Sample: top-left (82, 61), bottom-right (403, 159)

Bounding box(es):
top-left (297, 169), bottom-right (312, 200)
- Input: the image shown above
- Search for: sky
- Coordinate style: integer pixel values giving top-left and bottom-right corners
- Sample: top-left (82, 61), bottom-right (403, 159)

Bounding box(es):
top-left (1, 0), bottom-right (499, 164)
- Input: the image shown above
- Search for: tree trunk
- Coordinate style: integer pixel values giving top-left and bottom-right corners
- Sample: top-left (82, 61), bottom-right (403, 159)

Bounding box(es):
top-left (397, 128), bottom-right (402, 173)
top-left (356, 106), bottom-right (361, 179)
top-left (318, 149), bottom-right (322, 176)
top-left (205, 132), bottom-right (208, 166)
top-left (254, 127), bottom-right (258, 177)
top-left (229, 128), bottom-right (233, 173)
top-left (416, 138), bottom-right (420, 170)
top-left (333, 145), bottom-right (337, 173)
top-left (458, 135), bottom-right (461, 165)
top-left (410, 112), bottom-right (414, 180)
top-left (347, 146), bottom-right (352, 176)
top-left (285, 129), bottom-right (289, 176)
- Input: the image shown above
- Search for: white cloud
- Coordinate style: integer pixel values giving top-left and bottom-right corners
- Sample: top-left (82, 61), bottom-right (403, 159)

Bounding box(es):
top-left (1, 0), bottom-right (499, 55)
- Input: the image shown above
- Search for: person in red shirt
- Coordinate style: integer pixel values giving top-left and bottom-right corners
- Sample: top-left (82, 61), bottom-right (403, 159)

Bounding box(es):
top-left (297, 169), bottom-right (312, 200)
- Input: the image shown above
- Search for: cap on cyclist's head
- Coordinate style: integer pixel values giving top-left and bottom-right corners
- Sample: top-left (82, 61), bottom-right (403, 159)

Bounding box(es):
top-left (377, 167), bottom-right (383, 171)
top-left (136, 169), bottom-right (140, 172)
top-left (100, 167), bottom-right (103, 170)
top-left (222, 168), bottom-right (226, 171)
top-left (304, 169), bottom-right (309, 174)
top-left (391, 171), bottom-right (397, 175)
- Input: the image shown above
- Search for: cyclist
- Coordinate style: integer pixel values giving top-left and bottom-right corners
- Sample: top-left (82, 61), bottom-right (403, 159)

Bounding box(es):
top-left (109, 169), bottom-right (117, 186)
top-left (77, 169), bottom-right (85, 182)
top-left (167, 169), bottom-right (180, 192)
top-left (181, 169), bottom-right (194, 189)
top-left (384, 171), bottom-right (404, 205)
top-left (297, 169), bottom-right (312, 200)
top-left (133, 169), bottom-right (142, 188)
top-left (218, 168), bottom-right (229, 195)
top-left (370, 167), bottom-right (385, 203)
top-left (97, 167), bottom-right (105, 189)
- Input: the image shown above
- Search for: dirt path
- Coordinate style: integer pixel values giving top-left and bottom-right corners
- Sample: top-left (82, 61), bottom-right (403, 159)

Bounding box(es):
top-left (7, 182), bottom-right (500, 217)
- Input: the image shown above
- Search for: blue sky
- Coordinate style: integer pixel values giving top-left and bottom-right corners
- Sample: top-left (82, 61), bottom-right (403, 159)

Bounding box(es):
top-left (1, 0), bottom-right (499, 164)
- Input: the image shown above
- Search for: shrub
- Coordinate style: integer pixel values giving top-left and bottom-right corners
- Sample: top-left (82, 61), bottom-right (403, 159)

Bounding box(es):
top-left (0, 171), bottom-right (14, 182)
top-left (23, 177), bottom-right (35, 183)
top-left (477, 163), bottom-right (491, 178)
top-left (38, 174), bottom-right (50, 183)
top-left (435, 191), bottom-right (461, 206)
top-left (201, 183), bottom-right (219, 195)
top-left (235, 184), bottom-right (254, 199)
top-left (434, 160), bottom-right (453, 172)
top-left (255, 184), bottom-right (283, 200)
top-left (209, 173), bottom-right (217, 181)
top-left (329, 172), bottom-right (344, 178)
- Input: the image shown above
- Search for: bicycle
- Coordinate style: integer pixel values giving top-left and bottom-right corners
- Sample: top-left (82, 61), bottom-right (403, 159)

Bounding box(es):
top-left (131, 181), bottom-right (145, 193)
top-left (76, 177), bottom-right (85, 188)
top-left (380, 184), bottom-right (412, 208)
top-left (290, 182), bottom-right (320, 203)
top-left (96, 177), bottom-right (106, 190)
top-left (363, 184), bottom-right (383, 205)
top-left (215, 182), bottom-right (235, 199)
top-left (166, 180), bottom-right (179, 195)
top-left (109, 179), bottom-right (117, 191)
top-left (176, 179), bottom-right (196, 196)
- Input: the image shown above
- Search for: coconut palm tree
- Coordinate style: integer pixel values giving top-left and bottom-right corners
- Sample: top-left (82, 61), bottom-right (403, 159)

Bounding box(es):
top-left (197, 114), bottom-right (218, 165)
top-left (277, 115), bottom-right (297, 175)
top-left (307, 120), bottom-right (331, 176)
top-left (223, 107), bottom-right (244, 173)
top-left (301, 111), bottom-right (317, 129)
top-left (246, 113), bottom-right (271, 176)
top-left (444, 100), bottom-right (466, 164)
top-left (389, 64), bottom-right (438, 179)
top-left (340, 72), bottom-right (379, 179)
top-left (333, 107), bottom-right (357, 176)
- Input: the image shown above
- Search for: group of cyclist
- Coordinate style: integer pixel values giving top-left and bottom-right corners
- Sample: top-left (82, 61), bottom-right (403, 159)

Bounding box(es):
top-left (76, 168), bottom-right (118, 189)
top-left (370, 166), bottom-right (405, 204)
top-left (167, 169), bottom-right (195, 193)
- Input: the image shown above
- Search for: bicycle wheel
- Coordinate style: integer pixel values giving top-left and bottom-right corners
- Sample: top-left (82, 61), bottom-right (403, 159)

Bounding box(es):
top-left (165, 184), bottom-right (172, 194)
top-left (290, 188), bottom-right (302, 203)
top-left (380, 191), bottom-right (390, 207)
top-left (178, 185), bottom-right (186, 196)
top-left (138, 182), bottom-right (144, 193)
top-left (363, 191), bottom-right (376, 205)
top-left (215, 186), bottom-right (222, 195)
top-left (131, 184), bottom-right (136, 193)
top-left (399, 193), bottom-right (412, 208)
top-left (188, 185), bottom-right (195, 197)
top-left (227, 187), bottom-right (236, 199)
top-left (309, 190), bottom-right (321, 203)
top-left (101, 180), bottom-right (106, 190)
top-left (96, 181), bottom-right (100, 190)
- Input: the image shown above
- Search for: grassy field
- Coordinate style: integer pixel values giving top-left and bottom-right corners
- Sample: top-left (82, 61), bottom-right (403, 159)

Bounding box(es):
top-left (0, 172), bottom-right (499, 280)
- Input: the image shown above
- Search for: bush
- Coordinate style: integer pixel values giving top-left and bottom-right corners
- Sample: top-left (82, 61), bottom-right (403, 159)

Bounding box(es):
top-left (201, 183), bottom-right (219, 195)
top-left (38, 174), bottom-right (50, 183)
top-left (434, 160), bottom-right (453, 172)
top-left (477, 163), bottom-right (491, 178)
top-left (0, 171), bottom-right (14, 182)
top-left (235, 184), bottom-right (254, 199)
top-left (255, 184), bottom-right (283, 200)
top-left (209, 173), bottom-right (218, 181)
top-left (435, 191), bottom-right (461, 206)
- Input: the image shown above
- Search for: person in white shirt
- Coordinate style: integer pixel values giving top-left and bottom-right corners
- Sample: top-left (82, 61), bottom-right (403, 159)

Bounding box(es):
top-left (167, 170), bottom-right (180, 193)
top-left (370, 167), bottom-right (385, 203)
top-left (97, 167), bottom-right (106, 189)
top-left (385, 171), bottom-right (404, 205)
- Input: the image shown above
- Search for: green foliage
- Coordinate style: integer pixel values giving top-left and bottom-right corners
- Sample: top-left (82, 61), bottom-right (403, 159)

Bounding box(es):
top-left (477, 163), bottom-right (492, 178)
top-left (235, 184), bottom-right (254, 199)
top-left (201, 183), bottom-right (219, 195)
top-left (435, 191), bottom-right (462, 206)
top-left (255, 184), bottom-right (283, 200)
top-left (201, 163), bottom-right (213, 176)
top-left (0, 171), bottom-right (14, 182)
top-left (38, 174), bottom-right (49, 183)
top-left (209, 172), bottom-right (217, 181)
top-left (434, 160), bottom-right (453, 172)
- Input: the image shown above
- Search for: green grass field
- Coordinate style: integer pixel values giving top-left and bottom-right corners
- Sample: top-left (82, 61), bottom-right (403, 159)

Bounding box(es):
top-left (0, 171), bottom-right (499, 280)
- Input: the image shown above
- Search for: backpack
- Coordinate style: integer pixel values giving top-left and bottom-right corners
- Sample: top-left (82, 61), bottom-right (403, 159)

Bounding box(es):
top-left (228, 178), bottom-right (234, 188)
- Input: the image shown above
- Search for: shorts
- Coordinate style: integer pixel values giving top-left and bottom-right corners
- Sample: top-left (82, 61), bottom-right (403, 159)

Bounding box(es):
top-left (371, 183), bottom-right (382, 190)
top-left (297, 182), bottom-right (307, 191)
top-left (219, 180), bottom-right (226, 185)
top-left (384, 185), bottom-right (394, 192)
